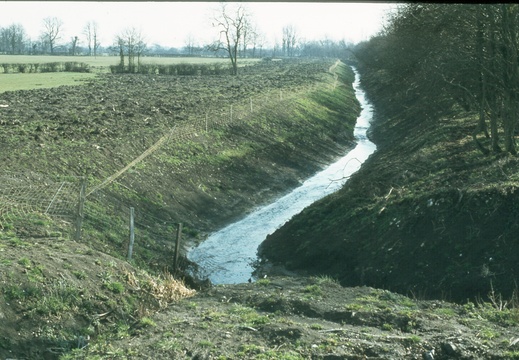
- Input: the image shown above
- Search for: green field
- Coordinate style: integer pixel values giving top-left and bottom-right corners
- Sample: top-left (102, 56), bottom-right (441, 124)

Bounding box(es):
top-left (0, 72), bottom-right (98, 93)
top-left (0, 55), bottom-right (258, 93)
top-left (0, 55), bottom-right (119, 67)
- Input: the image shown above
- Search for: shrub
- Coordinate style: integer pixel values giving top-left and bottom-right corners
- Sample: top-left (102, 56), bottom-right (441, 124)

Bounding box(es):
top-left (17, 63), bottom-right (28, 73)
top-left (106, 281), bottom-right (125, 294)
top-left (176, 63), bottom-right (198, 76)
top-left (139, 316), bottom-right (157, 327)
top-left (63, 61), bottom-right (90, 73)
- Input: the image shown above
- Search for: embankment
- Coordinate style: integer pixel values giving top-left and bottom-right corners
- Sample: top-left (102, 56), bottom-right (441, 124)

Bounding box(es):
top-left (259, 63), bottom-right (519, 302)
top-left (0, 59), bottom-right (366, 359)
top-left (0, 59), bottom-right (360, 273)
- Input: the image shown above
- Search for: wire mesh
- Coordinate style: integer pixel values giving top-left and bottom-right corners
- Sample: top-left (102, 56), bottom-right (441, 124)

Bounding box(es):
top-left (0, 172), bottom-right (83, 236)
top-left (1, 60), bottom-right (334, 248)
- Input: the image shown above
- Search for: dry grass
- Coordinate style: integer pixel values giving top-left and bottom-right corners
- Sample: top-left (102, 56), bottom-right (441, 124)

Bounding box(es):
top-left (125, 269), bottom-right (196, 308)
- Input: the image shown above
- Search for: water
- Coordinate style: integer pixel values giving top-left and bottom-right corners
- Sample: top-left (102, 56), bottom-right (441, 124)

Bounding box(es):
top-left (188, 68), bottom-right (376, 284)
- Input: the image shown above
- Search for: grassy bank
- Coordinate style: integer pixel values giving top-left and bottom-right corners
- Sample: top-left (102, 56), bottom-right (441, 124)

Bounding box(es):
top-left (0, 59), bottom-right (360, 358)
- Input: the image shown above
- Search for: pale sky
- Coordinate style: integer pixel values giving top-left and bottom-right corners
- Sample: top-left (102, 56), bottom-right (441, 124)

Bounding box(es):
top-left (0, 2), bottom-right (397, 48)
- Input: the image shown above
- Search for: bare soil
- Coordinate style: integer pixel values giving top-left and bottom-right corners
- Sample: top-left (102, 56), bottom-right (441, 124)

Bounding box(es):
top-left (63, 276), bottom-right (519, 359)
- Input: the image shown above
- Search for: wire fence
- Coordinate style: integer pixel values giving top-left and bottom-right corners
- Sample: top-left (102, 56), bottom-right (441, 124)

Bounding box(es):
top-left (0, 171), bottom-right (83, 236)
top-left (0, 60), bottom-right (340, 265)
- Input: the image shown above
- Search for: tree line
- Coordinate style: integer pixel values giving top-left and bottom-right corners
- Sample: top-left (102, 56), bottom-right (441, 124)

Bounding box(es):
top-left (354, 4), bottom-right (519, 155)
top-left (0, 5), bottom-right (354, 75)
top-left (0, 17), bottom-right (101, 56)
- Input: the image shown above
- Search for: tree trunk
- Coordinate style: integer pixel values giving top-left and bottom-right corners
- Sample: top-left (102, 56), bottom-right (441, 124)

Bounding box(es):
top-left (503, 99), bottom-right (516, 155)
top-left (118, 43), bottom-right (125, 72)
top-left (500, 5), bottom-right (518, 155)
top-left (487, 6), bottom-right (501, 153)
top-left (476, 6), bottom-right (489, 139)
top-left (472, 7), bottom-right (490, 155)
top-left (490, 105), bottom-right (500, 152)
top-left (231, 41), bottom-right (238, 75)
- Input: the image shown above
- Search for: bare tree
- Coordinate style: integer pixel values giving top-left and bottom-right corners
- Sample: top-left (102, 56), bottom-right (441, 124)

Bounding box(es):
top-left (135, 34), bottom-right (147, 69)
top-left (1, 24), bottom-right (27, 54)
top-left (84, 21), bottom-right (100, 57)
top-left (249, 26), bottom-right (264, 58)
top-left (42, 17), bottom-right (63, 54)
top-left (70, 36), bottom-right (79, 55)
top-left (184, 33), bottom-right (197, 55)
top-left (211, 3), bottom-right (252, 75)
top-left (241, 16), bottom-right (253, 58)
top-left (282, 25), bottom-right (298, 57)
top-left (116, 36), bottom-right (125, 71)
top-left (115, 27), bottom-right (147, 73)
top-left (256, 33), bottom-right (267, 58)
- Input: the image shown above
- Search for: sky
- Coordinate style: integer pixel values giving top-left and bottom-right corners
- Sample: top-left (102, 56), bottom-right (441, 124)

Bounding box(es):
top-left (0, 2), bottom-right (397, 49)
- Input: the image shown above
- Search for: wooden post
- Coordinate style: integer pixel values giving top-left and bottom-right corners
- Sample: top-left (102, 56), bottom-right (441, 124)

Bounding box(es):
top-left (173, 223), bottom-right (182, 271)
top-left (74, 177), bottom-right (86, 241)
top-left (230, 105), bottom-right (233, 122)
top-left (127, 207), bottom-right (135, 261)
top-left (250, 97), bottom-right (253, 113)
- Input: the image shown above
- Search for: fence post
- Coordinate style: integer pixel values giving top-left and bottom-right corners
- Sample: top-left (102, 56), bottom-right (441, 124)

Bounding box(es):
top-left (230, 105), bottom-right (233, 122)
top-left (250, 97), bottom-right (253, 113)
top-left (74, 177), bottom-right (86, 241)
top-left (127, 207), bottom-right (135, 261)
top-left (173, 223), bottom-right (182, 271)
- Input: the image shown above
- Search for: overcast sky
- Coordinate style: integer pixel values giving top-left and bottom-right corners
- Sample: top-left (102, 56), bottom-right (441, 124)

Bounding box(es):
top-left (0, 2), bottom-right (397, 48)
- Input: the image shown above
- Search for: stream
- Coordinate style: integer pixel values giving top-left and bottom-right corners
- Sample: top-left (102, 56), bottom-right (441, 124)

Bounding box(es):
top-left (187, 67), bottom-right (376, 284)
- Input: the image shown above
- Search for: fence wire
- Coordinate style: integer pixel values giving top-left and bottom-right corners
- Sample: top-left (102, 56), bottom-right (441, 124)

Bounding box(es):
top-left (1, 61), bottom-right (336, 248)
top-left (0, 172), bottom-right (83, 234)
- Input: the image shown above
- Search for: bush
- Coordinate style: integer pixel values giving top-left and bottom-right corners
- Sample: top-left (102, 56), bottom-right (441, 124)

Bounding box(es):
top-left (2, 64), bottom-right (14, 73)
top-left (176, 63), bottom-right (197, 75)
top-left (64, 62), bottom-right (90, 73)
top-left (17, 64), bottom-right (28, 73)
top-left (110, 62), bottom-right (230, 76)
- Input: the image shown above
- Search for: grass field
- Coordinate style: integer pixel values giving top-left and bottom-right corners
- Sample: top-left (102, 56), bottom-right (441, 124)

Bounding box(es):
top-left (0, 72), bottom-right (98, 93)
top-left (0, 55), bottom-right (259, 93)
top-left (0, 55), bottom-right (119, 67)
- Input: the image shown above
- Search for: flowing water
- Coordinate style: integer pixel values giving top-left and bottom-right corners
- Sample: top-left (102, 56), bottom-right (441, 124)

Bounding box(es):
top-left (188, 68), bottom-right (376, 284)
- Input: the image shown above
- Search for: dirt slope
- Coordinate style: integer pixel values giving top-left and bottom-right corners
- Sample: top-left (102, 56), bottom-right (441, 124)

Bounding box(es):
top-left (63, 276), bottom-right (519, 359)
